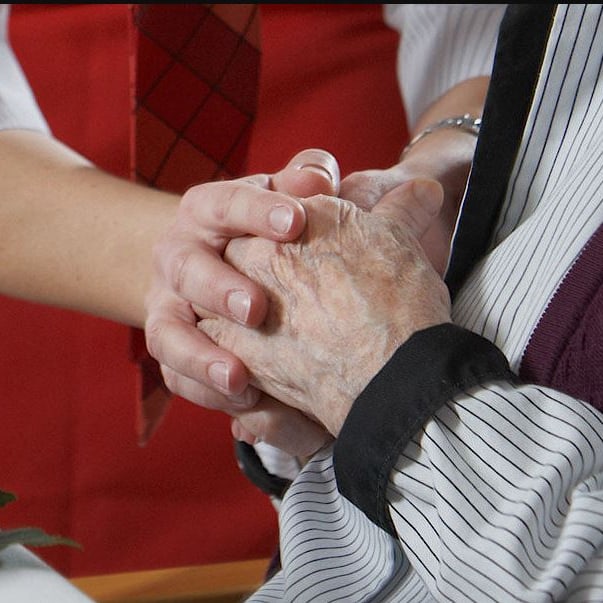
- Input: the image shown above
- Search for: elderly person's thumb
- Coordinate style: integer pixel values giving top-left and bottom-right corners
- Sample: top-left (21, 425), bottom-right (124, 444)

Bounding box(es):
top-left (271, 148), bottom-right (340, 198)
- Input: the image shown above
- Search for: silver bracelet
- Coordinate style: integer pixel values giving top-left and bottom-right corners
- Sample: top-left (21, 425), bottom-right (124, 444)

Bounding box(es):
top-left (401, 114), bottom-right (481, 158)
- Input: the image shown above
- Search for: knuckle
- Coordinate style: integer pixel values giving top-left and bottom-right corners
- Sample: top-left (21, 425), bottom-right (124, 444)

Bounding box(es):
top-left (211, 193), bottom-right (229, 223)
top-left (166, 248), bottom-right (196, 296)
top-left (179, 351), bottom-right (203, 384)
top-left (159, 346), bottom-right (202, 388)
top-left (144, 319), bottom-right (163, 359)
top-left (340, 173), bottom-right (381, 210)
top-left (180, 183), bottom-right (208, 211)
top-left (210, 182), bottom-right (244, 224)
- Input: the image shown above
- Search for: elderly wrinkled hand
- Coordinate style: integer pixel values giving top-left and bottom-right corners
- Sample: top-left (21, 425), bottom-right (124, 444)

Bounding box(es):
top-left (200, 193), bottom-right (452, 437)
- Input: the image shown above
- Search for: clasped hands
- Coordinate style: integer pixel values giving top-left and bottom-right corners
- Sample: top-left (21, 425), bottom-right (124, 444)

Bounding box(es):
top-left (145, 148), bottom-right (456, 456)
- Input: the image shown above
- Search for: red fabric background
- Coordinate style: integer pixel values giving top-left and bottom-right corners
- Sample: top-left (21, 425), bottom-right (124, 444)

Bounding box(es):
top-left (248, 4), bottom-right (406, 175)
top-left (1, 3), bottom-right (405, 579)
top-left (2, 4), bottom-right (277, 578)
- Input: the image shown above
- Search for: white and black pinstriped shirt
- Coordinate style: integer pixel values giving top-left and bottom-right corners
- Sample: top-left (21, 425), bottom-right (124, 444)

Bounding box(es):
top-left (3, 3), bottom-right (599, 600)
top-left (247, 5), bottom-right (603, 602)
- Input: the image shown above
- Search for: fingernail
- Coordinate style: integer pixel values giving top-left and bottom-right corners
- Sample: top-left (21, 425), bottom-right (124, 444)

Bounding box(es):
top-left (412, 180), bottom-right (443, 216)
top-left (227, 289), bottom-right (251, 323)
top-left (269, 205), bottom-right (294, 234)
top-left (297, 162), bottom-right (335, 186)
top-left (208, 362), bottom-right (230, 391)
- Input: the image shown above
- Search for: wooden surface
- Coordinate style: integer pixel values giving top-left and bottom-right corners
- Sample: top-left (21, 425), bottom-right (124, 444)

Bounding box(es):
top-left (70, 557), bottom-right (271, 603)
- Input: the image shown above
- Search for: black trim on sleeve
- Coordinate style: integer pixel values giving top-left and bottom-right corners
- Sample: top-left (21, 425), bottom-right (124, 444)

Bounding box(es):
top-left (333, 323), bottom-right (515, 536)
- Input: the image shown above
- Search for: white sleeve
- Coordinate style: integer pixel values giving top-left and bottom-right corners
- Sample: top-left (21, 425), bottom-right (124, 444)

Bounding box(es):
top-left (389, 380), bottom-right (603, 600)
top-left (383, 4), bottom-right (507, 130)
top-left (0, 5), bottom-right (50, 133)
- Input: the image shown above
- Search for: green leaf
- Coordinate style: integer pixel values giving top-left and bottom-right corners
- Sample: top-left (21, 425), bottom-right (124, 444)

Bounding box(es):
top-left (0, 489), bottom-right (80, 551)
top-left (0, 527), bottom-right (81, 551)
top-left (0, 490), bottom-right (17, 508)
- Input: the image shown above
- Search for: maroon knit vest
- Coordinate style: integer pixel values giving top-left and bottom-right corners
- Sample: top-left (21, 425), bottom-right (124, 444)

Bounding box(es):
top-left (519, 223), bottom-right (603, 411)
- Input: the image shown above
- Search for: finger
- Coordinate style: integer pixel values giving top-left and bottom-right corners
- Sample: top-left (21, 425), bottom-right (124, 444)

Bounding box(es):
top-left (272, 148), bottom-right (341, 198)
top-left (238, 173), bottom-right (271, 189)
top-left (230, 396), bottom-right (332, 458)
top-left (160, 176), bottom-right (308, 330)
top-left (153, 237), bottom-right (270, 326)
top-left (230, 420), bottom-right (260, 447)
top-left (161, 364), bottom-right (261, 410)
top-left (372, 177), bottom-right (444, 240)
top-left (145, 297), bottom-right (253, 399)
top-left (182, 179), bottom-right (308, 246)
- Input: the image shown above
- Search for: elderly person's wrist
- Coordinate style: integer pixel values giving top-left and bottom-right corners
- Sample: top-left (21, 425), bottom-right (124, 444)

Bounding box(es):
top-left (401, 114), bottom-right (481, 159)
top-left (333, 322), bottom-right (514, 534)
top-left (398, 120), bottom-right (479, 181)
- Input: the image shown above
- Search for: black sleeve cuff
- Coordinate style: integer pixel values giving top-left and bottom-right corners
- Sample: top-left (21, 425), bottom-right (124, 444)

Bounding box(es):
top-left (333, 322), bottom-right (515, 536)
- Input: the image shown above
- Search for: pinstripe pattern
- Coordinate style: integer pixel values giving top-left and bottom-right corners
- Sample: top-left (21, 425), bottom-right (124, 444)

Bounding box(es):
top-left (453, 4), bottom-right (603, 367)
top-left (247, 5), bottom-right (603, 602)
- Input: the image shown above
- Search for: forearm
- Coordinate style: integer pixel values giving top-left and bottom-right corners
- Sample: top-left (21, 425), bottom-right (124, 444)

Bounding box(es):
top-left (386, 2), bottom-right (502, 243)
top-left (388, 4), bottom-right (506, 130)
top-left (410, 75), bottom-right (488, 134)
top-left (0, 129), bottom-right (179, 327)
top-left (400, 75), bottom-right (489, 186)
